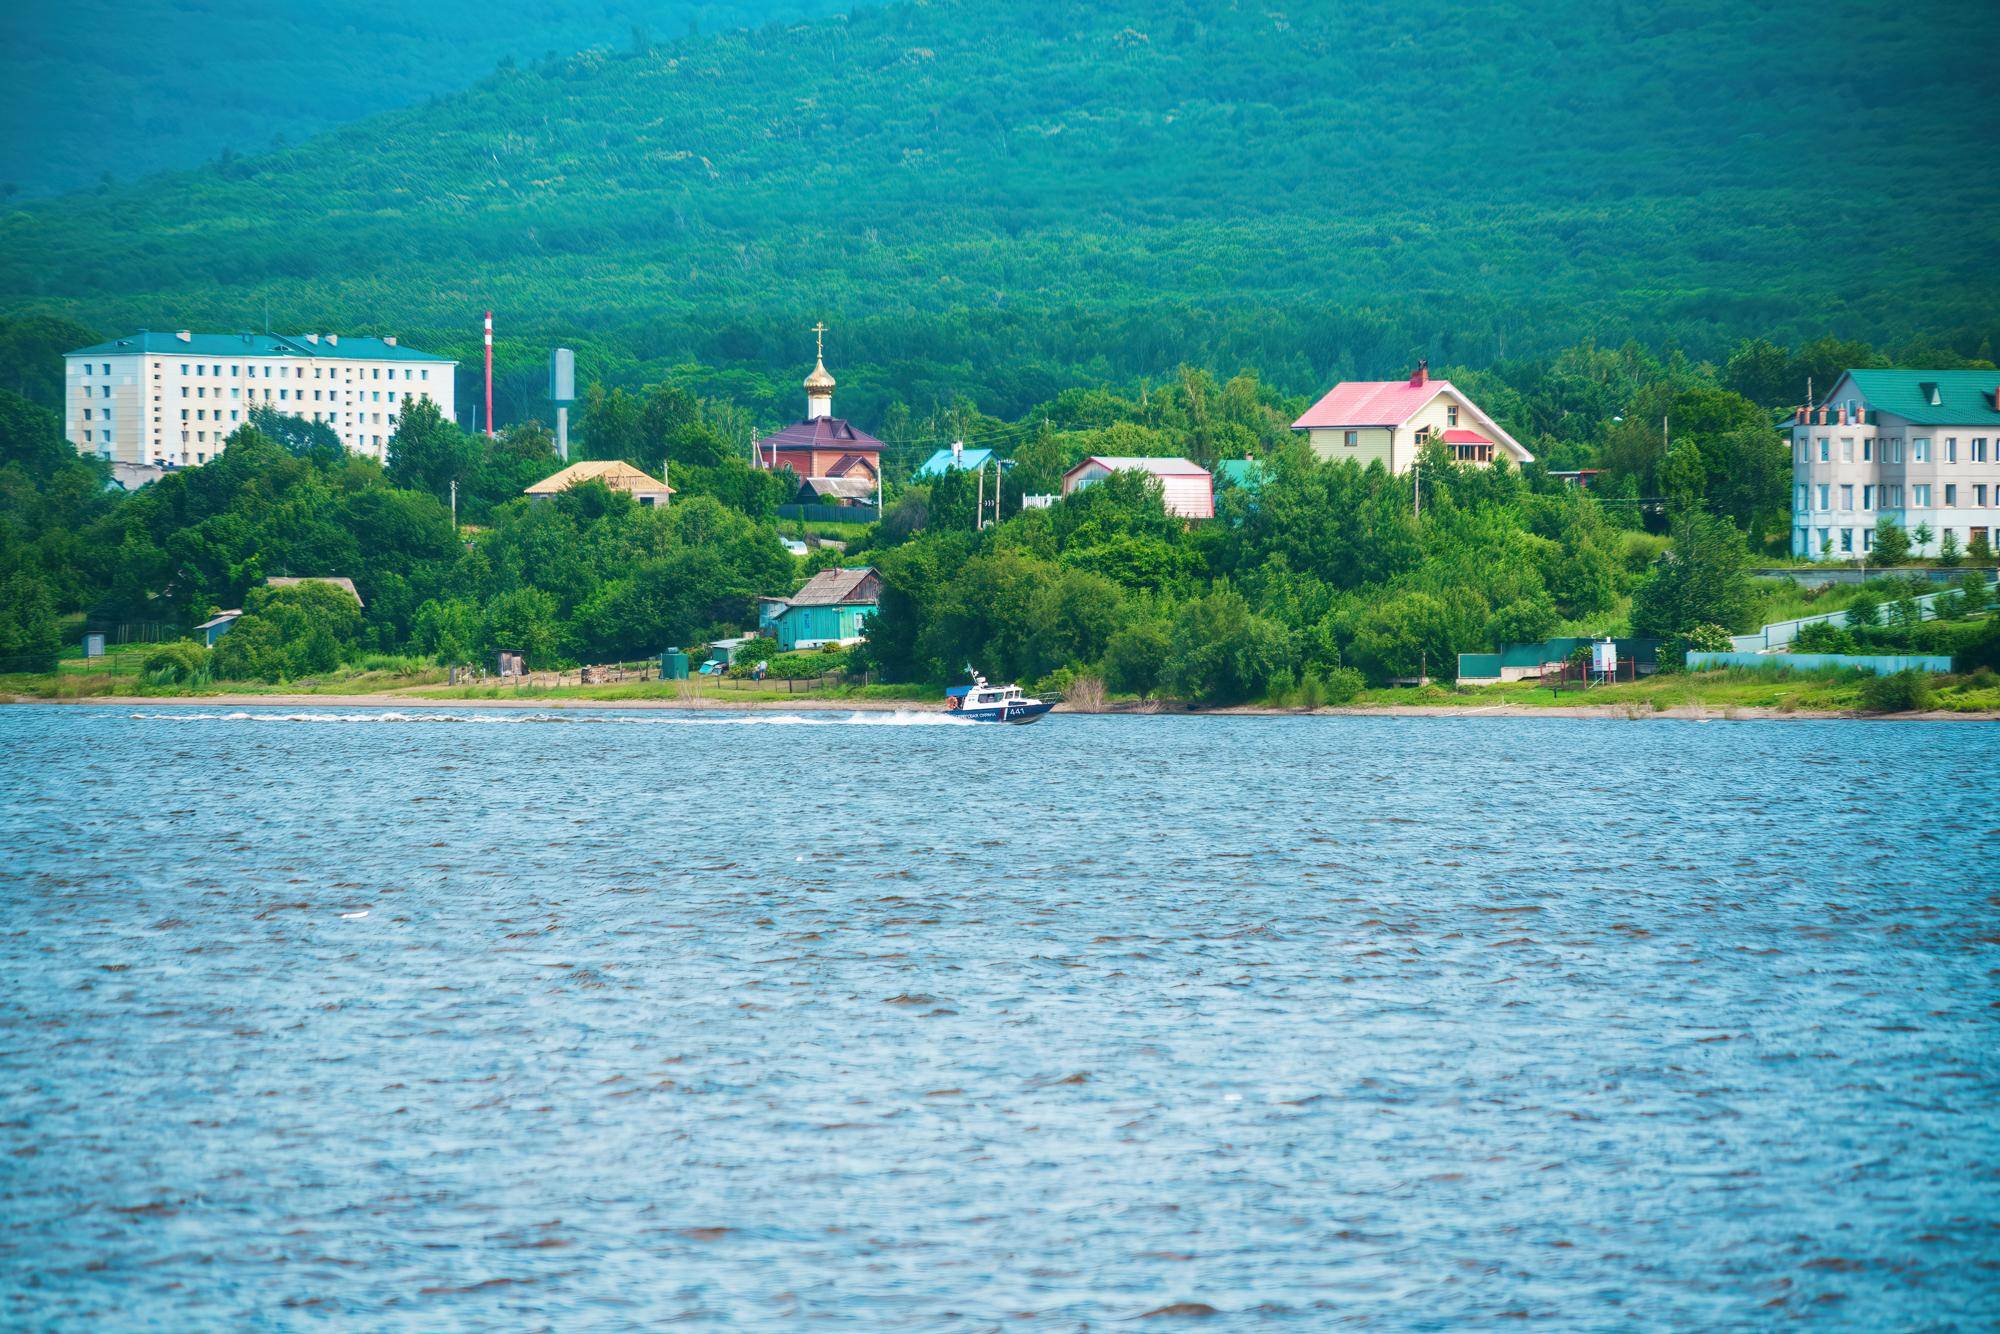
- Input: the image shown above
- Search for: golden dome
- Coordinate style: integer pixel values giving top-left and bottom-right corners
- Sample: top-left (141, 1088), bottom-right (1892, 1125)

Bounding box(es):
top-left (804, 356), bottom-right (836, 393)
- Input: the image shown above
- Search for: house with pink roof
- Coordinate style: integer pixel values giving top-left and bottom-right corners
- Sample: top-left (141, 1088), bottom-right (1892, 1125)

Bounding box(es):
top-left (1292, 362), bottom-right (1531, 474)
top-left (1060, 455), bottom-right (1215, 520)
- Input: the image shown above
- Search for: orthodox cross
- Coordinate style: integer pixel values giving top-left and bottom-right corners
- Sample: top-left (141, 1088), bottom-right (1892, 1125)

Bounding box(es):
top-left (811, 321), bottom-right (828, 360)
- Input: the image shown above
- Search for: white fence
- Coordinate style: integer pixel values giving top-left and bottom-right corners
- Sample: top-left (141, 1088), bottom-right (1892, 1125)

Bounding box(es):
top-left (1731, 575), bottom-right (1996, 653)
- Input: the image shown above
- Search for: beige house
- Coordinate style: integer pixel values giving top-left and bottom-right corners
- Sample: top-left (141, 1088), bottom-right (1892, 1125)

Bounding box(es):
top-left (1788, 369), bottom-right (2000, 559)
top-left (524, 460), bottom-right (674, 507)
top-left (1291, 362), bottom-right (1531, 473)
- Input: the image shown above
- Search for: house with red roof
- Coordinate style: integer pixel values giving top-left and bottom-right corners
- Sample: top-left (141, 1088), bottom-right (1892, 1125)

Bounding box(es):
top-left (1292, 362), bottom-right (1531, 473)
top-left (753, 327), bottom-right (884, 487)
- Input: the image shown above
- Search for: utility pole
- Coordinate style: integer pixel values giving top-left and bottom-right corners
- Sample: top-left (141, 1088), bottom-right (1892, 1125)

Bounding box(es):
top-left (449, 477), bottom-right (458, 529)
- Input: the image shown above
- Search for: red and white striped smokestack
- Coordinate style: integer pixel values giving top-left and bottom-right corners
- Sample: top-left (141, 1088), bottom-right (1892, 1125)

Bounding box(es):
top-left (483, 311), bottom-right (495, 438)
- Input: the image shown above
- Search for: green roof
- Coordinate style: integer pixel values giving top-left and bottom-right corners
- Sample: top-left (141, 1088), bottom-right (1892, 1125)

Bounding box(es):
top-left (1844, 369), bottom-right (2000, 426)
top-left (66, 331), bottom-right (454, 363)
top-left (1215, 459), bottom-right (1266, 489)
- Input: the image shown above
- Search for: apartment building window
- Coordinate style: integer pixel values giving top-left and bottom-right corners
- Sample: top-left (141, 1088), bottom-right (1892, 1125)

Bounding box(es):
top-left (1794, 484), bottom-right (1808, 511)
top-left (1840, 529), bottom-right (1853, 553)
top-left (1841, 438), bottom-right (1854, 462)
top-left (1815, 484), bottom-right (1829, 510)
top-left (101, 431), bottom-right (111, 444)
top-left (1889, 484), bottom-right (1905, 507)
top-left (195, 365), bottom-right (204, 377)
top-left (1863, 528), bottom-right (1875, 551)
top-left (1890, 439), bottom-right (1904, 463)
top-left (1914, 484), bottom-right (1931, 507)
top-left (1818, 437), bottom-right (1830, 461)
top-left (82, 408), bottom-right (92, 421)
top-left (211, 364), bottom-right (221, 376)
top-left (1862, 438), bottom-right (1873, 460)
top-left (1977, 485), bottom-right (1990, 507)
top-left (1946, 438), bottom-right (1957, 462)
top-left (1913, 438), bottom-right (1930, 462)
top-left (1974, 438), bottom-right (1989, 462)
top-left (421, 370), bottom-right (429, 381)
top-left (1840, 484), bottom-right (1853, 510)
top-left (180, 409), bottom-right (188, 421)
top-left (101, 363), bottom-right (110, 375)
top-left (1944, 484), bottom-right (1957, 506)
top-left (1817, 527), bottom-right (1831, 550)
top-left (180, 363), bottom-right (189, 374)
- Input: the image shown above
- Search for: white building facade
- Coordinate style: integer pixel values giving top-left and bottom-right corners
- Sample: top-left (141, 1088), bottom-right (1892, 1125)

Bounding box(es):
top-left (1788, 369), bottom-right (2000, 560)
top-left (64, 330), bottom-right (457, 467)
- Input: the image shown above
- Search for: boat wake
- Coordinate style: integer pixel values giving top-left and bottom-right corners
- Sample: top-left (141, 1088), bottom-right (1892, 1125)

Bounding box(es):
top-left (126, 709), bottom-right (980, 727)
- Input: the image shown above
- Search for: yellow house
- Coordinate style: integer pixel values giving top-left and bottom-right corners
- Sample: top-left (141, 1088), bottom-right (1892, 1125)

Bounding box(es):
top-left (1292, 362), bottom-right (1531, 473)
top-left (524, 460), bottom-right (674, 507)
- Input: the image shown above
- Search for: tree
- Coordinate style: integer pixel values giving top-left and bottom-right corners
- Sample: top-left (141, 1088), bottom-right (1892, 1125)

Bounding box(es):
top-left (0, 571), bottom-right (61, 672)
top-left (211, 581), bottom-right (364, 680)
top-left (247, 405), bottom-right (343, 468)
top-left (411, 597), bottom-right (482, 666)
top-left (1629, 511), bottom-right (1754, 639)
top-left (386, 397), bottom-right (477, 503)
top-left (1870, 517), bottom-right (1910, 566)
top-left (480, 588), bottom-right (562, 668)
top-left (1102, 618), bottom-right (1170, 697)
top-left (1936, 528), bottom-right (1960, 567)
top-left (1162, 587), bottom-right (1296, 705)
top-left (1910, 522), bottom-right (1934, 558)
top-left (1484, 592), bottom-right (1559, 647)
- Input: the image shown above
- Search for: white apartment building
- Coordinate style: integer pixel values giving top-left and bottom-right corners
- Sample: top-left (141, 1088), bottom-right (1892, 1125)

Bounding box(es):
top-left (1789, 369), bottom-right (2000, 560)
top-left (63, 330), bottom-right (458, 468)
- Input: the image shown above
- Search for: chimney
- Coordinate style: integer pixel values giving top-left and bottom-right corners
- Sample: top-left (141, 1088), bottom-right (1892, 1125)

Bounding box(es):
top-left (382, 335), bottom-right (396, 347)
top-left (175, 330), bottom-right (191, 342)
top-left (1410, 359), bottom-right (1429, 388)
top-left (952, 440), bottom-right (964, 464)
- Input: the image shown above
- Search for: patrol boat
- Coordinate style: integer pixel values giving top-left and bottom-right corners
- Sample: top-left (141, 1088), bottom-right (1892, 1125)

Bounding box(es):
top-left (944, 670), bottom-right (1055, 724)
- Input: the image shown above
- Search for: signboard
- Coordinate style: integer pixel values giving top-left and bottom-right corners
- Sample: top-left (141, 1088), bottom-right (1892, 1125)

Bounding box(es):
top-left (549, 347), bottom-right (575, 404)
top-left (1591, 640), bottom-right (1618, 675)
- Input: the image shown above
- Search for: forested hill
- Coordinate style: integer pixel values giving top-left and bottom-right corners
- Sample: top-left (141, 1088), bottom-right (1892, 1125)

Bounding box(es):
top-left (0, 0), bottom-right (838, 196)
top-left (5, 0), bottom-right (1997, 421)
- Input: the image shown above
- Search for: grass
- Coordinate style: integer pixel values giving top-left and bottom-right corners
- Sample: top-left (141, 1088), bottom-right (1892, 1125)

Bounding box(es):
top-left (1344, 666), bottom-right (2000, 715)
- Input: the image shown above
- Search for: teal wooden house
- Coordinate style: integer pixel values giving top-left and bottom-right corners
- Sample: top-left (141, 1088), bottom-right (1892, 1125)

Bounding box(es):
top-left (760, 566), bottom-right (882, 651)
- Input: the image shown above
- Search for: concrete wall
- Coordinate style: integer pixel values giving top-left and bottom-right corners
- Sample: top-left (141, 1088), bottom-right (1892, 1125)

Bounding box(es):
top-left (1687, 651), bottom-right (1954, 675)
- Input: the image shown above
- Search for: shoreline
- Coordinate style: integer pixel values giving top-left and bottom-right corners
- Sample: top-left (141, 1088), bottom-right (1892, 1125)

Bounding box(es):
top-left (9, 693), bottom-right (1995, 721)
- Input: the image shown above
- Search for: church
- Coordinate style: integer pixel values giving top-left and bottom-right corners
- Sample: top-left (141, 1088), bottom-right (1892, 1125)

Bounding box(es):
top-left (752, 326), bottom-right (885, 504)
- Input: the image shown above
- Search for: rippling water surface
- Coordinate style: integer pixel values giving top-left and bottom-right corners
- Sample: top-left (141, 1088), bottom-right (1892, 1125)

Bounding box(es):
top-left (2, 705), bottom-right (1997, 1327)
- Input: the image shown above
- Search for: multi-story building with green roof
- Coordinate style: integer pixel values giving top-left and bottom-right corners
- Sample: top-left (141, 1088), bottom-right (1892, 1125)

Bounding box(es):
top-left (1787, 368), bottom-right (2000, 560)
top-left (63, 330), bottom-right (457, 470)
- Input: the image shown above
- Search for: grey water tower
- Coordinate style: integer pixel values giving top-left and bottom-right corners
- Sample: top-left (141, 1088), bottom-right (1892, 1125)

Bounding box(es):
top-left (549, 347), bottom-right (576, 461)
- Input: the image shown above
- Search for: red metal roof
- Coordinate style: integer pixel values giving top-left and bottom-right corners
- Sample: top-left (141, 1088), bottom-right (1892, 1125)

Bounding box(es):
top-left (752, 416), bottom-right (885, 453)
top-left (1441, 428), bottom-right (1492, 444)
top-left (1291, 379), bottom-right (1454, 430)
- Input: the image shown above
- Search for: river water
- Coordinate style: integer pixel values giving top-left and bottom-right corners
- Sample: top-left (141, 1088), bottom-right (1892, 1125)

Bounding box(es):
top-left (1, 705), bottom-right (1995, 1327)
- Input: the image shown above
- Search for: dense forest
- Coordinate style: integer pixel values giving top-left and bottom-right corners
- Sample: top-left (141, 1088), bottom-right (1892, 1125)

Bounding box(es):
top-left (3, 0), bottom-right (1997, 425)
top-left (0, 0), bottom-right (833, 197)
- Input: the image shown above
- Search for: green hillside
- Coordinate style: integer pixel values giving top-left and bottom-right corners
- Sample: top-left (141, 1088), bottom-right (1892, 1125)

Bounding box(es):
top-left (4, 0), bottom-right (1997, 420)
top-left (0, 0), bottom-right (836, 196)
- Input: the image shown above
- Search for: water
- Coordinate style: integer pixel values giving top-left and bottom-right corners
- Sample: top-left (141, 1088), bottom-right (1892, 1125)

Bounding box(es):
top-left (2, 705), bottom-right (1996, 1327)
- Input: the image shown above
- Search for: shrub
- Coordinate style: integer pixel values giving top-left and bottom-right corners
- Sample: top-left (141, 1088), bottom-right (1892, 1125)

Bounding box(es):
top-left (1844, 592), bottom-right (1880, 627)
top-left (1858, 669), bottom-right (1933, 714)
top-left (1954, 617), bottom-right (2000, 674)
top-left (143, 640), bottom-right (211, 685)
top-left (1658, 622), bottom-right (1732, 672)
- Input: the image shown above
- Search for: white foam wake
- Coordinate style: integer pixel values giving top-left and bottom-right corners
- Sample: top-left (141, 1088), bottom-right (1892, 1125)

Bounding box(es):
top-left (126, 709), bottom-right (979, 727)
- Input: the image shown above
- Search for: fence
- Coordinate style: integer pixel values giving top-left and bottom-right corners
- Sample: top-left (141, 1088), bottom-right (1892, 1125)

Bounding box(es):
top-left (1729, 574), bottom-right (1996, 652)
top-left (778, 503), bottom-right (879, 524)
top-left (1688, 651), bottom-right (1955, 676)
